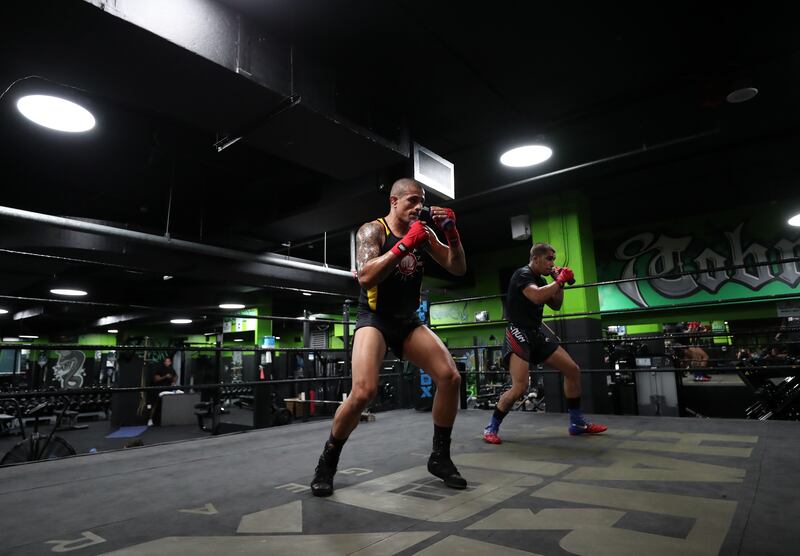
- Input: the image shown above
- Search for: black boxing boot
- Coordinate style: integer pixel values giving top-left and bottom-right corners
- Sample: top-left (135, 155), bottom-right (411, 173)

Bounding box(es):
top-left (427, 424), bottom-right (467, 489)
top-left (310, 434), bottom-right (346, 497)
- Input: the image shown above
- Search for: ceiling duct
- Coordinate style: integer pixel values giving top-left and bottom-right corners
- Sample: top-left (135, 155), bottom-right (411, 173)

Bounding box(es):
top-left (77, 0), bottom-right (409, 179)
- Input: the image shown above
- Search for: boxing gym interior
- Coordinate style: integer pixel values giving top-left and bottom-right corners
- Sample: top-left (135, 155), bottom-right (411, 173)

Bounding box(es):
top-left (1, 3), bottom-right (799, 555)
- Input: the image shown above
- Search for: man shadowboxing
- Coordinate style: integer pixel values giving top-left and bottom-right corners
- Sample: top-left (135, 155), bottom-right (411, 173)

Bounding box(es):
top-left (483, 243), bottom-right (607, 444)
top-left (311, 178), bottom-right (468, 496)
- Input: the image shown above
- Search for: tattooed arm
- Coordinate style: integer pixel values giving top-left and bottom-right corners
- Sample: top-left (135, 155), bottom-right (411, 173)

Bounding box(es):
top-left (355, 221), bottom-right (402, 290)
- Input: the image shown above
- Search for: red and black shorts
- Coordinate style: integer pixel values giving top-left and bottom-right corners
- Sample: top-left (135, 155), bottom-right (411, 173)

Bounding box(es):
top-left (502, 324), bottom-right (559, 370)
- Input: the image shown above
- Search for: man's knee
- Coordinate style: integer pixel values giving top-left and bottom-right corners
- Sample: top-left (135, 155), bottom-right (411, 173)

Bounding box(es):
top-left (509, 384), bottom-right (527, 400)
top-left (350, 384), bottom-right (377, 407)
top-left (563, 361), bottom-right (580, 379)
top-left (435, 367), bottom-right (461, 391)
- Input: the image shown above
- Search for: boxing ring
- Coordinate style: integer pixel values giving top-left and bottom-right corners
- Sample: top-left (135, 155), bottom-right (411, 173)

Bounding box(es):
top-left (1, 408), bottom-right (797, 555)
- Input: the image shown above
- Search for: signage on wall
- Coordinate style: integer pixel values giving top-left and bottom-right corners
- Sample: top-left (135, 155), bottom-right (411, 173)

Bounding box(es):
top-left (223, 308), bottom-right (257, 333)
top-left (597, 220), bottom-right (800, 310)
top-left (777, 302), bottom-right (800, 318)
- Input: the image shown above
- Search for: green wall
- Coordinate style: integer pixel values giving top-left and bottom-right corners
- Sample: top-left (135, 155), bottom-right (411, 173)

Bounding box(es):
top-left (528, 192), bottom-right (600, 319)
top-left (595, 202), bottom-right (800, 312)
top-left (255, 300), bottom-right (273, 344)
top-left (429, 193), bottom-right (602, 345)
top-left (428, 245), bottom-right (526, 347)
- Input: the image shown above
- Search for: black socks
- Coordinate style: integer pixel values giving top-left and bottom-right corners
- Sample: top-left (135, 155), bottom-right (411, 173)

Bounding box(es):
top-left (493, 406), bottom-right (509, 423)
top-left (428, 424), bottom-right (467, 489)
top-left (312, 433), bottom-right (346, 497)
top-left (321, 433), bottom-right (347, 468)
top-left (432, 424), bottom-right (453, 455)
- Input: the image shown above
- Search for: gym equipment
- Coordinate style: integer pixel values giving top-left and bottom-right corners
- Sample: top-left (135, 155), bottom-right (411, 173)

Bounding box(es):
top-left (632, 355), bottom-right (681, 417)
top-left (476, 376), bottom-right (545, 413)
top-left (1, 397), bottom-right (77, 465)
top-left (740, 355), bottom-right (800, 420)
top-left (194, 399), bottom-right (226, 434)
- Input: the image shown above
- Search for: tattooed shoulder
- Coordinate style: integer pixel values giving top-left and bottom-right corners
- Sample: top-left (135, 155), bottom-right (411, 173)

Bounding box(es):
top-left (356, 221), bottom-right (384, 272)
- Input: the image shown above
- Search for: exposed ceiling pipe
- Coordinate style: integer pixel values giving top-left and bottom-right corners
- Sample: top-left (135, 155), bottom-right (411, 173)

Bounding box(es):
top-left (0, 205), bottom-right (354, 278)
top-left (80, 0), bottom-right (407, 179)
top-left (453, 128), bottom-right (720, 206)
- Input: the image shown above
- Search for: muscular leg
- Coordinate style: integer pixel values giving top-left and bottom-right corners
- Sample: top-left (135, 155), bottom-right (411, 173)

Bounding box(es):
top-left (496, 354), bottom-right (531, 413)
top-left (331, 327), bottom-right (385, 439)
top-left (542, 347), bottom-right (581, 399)
top-left (403, 326), bottom-right (461, 427)
top-left (402, 326), bottom-right (467, 489)
top-left (483, 353), bottom-right (530, 444)
top-left (543, 346), bottom-right (606, 435)
top-left (311, 327), bottom-right (385, 496)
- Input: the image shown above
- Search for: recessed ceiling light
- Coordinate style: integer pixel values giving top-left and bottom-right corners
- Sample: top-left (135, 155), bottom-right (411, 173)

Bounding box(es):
top-left (50, 288), bottom-right (88, 296)
top-left (170, 318), bottom-right (192, 324)
top-left (234, 338), bottom-right (244, 342)
top-left (302, 292), bottom-right (312, 297)
top-left (726, 87), bottom-right (758, 104)
top-left (219, 303), bottom-right (245, 309)
top-left (0, 309), bottom-right (8, 315)
top-left (500, 145), bottom-right (552, 167)
top-left (274, 336), bottom-right (281, 340)
top-left (107, 329), bottom-right (118, 334)
top-left (17, 94), bottom-right (95, 132)
top-left (19, 335), bottom-right (39, 339)
top-left (3, 337), bottom-right (20, 342)
top-left (788, 213), bottom-right (800, 227)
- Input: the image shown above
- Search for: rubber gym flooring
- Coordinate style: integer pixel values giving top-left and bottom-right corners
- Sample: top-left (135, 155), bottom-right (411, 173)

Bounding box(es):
top-left (1, 409), bottom-right (797, 556)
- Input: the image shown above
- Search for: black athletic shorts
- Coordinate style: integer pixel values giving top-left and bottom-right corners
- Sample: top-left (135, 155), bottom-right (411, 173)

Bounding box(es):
top-left (502, 324), bottom-right (559, 370)
top-left (354, 311), bottom-right (424, 359)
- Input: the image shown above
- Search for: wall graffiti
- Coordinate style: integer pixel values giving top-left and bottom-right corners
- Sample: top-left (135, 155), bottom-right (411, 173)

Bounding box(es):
top-left (52, 350), bottom-right (86, 389)
top-left (611, 222), bottom-right (800, 308)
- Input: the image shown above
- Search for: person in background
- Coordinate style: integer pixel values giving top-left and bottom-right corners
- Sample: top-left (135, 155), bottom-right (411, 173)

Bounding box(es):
top-left (482, 243), bottom-right (607, 445)
top-left (148, 357), bottom-right (176, 426)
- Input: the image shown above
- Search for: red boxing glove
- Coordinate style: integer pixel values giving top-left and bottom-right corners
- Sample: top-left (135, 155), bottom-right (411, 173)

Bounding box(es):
top-left (555, 267), bottom-right (575, 287)
top-left (390, 220), bottom-right (429, 257)
top-left (435, 208), bottom-right (460, 247)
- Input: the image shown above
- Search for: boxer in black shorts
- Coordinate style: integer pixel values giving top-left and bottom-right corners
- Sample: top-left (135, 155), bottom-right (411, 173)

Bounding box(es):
top-left (311, 178), bottom-right (468, 496)
top-left (482, 243), bottom-right (607, 444)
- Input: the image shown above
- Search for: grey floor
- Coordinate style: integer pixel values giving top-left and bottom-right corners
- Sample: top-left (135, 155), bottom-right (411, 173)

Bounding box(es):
top-left (1, 409), bottom-right (798, 556)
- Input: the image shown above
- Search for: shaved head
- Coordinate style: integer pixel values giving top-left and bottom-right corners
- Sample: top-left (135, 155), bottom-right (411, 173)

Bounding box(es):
top-left (390, 178), bottom-right (422, 198)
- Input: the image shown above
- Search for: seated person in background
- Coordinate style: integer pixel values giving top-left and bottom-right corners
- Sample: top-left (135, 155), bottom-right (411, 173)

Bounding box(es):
top-left (148, 357), bottom-right (177, 426)
top-left (683, 345), bottom-right (711, 382)
top-left (769, 333), bottom-right (789, 360)
top-left (736, 348), bottom-right (752, 363)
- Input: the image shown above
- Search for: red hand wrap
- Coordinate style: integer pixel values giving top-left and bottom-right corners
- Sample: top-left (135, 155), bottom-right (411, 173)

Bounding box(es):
top-left (390, 220), bottom-right (428, 257)
top-left (439, 208), bottom-right (460, 247)
top-left (555, 267), bottom-right (575, 286)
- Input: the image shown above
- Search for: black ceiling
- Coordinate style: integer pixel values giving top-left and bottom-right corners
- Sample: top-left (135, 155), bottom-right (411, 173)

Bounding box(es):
top-left (1, 0), bottom-right (799, 337)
